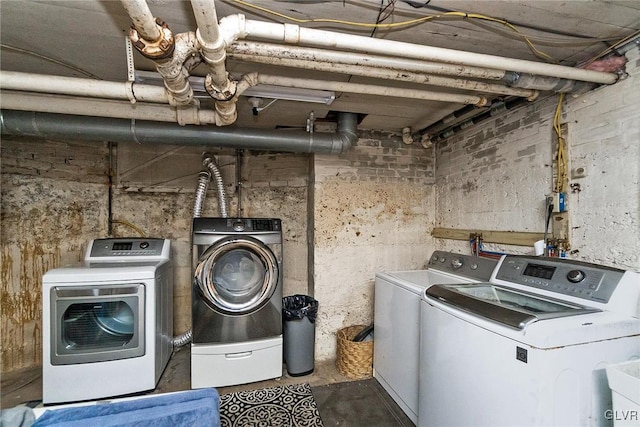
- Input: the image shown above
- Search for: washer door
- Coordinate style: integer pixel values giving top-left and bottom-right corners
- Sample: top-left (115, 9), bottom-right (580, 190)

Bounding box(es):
top-left (195, 236), bottom-right (279, 314)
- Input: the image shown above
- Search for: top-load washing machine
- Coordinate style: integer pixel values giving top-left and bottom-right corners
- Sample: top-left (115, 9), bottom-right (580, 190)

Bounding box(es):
top-left (419, 255), bottom-right (640, 427)
top-left (42, 238), bottom-right (173, 404)
top-left (373, 251), bottom-right (499, 423)
top-left (191, 217), bottom-right (283, 388)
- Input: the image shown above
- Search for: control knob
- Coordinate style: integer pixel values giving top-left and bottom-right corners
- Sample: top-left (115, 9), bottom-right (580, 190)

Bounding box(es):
top-left (232, 220), bottom-right (245, 231)
top-left (567, 270), bottom-right (585, 283)
top-left (451, 258), bottom-right (463, 269)
top-left (139, 241), bottom-right (149, 249)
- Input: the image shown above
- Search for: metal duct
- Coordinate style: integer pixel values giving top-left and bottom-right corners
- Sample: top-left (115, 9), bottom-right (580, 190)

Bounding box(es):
top-left (0, 110), bottom-right (358, 154)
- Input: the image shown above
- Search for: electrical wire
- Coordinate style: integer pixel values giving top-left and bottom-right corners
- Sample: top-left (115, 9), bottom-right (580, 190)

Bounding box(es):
top-left (111, 220), bottom-right (147, 237)
top-left (0, 43), bottom-right (101, 80)
top-left (553, 93), bottom-right (567, 194)
top-left (231, 0), bottom-right (559, 62)
top-left (370, 0), bottom-right (396, 38)
top-left (582, 28), bottom-right (640, 66)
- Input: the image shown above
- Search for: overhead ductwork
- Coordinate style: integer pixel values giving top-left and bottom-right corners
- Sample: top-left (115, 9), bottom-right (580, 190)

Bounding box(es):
top-left (0, 110), bottom-right (358, 154)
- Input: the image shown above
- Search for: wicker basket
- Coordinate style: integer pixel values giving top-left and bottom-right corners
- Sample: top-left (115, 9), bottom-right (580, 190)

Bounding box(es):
top-left (336, 325), bottom-right (374, 379)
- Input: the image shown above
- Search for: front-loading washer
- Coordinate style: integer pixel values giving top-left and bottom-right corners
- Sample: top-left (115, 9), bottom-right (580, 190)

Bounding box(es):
top-left (42, 238), bottom-right (173, 404)
top-left (373, 251), bottom-right (499, 423)
top-left (191, 217), bottom-right (283, 388)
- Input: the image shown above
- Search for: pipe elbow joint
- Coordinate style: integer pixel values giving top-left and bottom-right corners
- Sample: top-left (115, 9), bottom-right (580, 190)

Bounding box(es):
top-left (475, 96), bottom-right (488, 107)
top-left (402, 127), bottom-right (414, 145)
top-left (218, 14), bottom-right (247, 47)
top-left (128, 18), bottom-right (175, 60)
top-left (333, 112), bottom-right (358, 153)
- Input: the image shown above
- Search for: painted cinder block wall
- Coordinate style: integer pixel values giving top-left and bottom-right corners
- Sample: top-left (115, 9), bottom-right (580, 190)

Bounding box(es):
top-left (2, 45), bottom-right (638, 374)
top-left (310, 130), bottom-right (436, 360)
top-left (435, 46), bottom-right (639, 270)
top-left (0, 142), bottom-right (312, 372)
top-left (0, 130), bottom-right (433, 372)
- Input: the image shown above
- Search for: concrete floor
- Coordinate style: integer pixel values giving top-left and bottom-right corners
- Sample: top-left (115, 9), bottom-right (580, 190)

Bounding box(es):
top-left (0, 346), bottom-right (357, 409)
top-left (1, 346), bottom-right (414, 426)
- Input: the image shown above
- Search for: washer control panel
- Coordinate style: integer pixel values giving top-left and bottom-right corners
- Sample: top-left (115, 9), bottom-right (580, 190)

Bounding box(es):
top-left (496, 255), bottom-right (625, 303)
top-left (428, 251), bottom-right (498, 282)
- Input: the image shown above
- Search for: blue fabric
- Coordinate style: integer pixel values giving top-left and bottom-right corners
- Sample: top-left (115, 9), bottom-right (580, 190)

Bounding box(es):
top-left (32, 388), bottom-right (219, 427)
top-left (0, 405), bottom-right (36, 427)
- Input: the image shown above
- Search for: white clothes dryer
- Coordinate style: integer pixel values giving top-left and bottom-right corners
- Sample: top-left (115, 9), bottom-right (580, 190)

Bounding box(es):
top-left (191, 217), bottom-right (283, 388)
top-left (419, 255), bottom-right (640, 427)
top-left (373, 251), bottom-right (499, 423)
top-left (42, 238), bottom-right (173, 404)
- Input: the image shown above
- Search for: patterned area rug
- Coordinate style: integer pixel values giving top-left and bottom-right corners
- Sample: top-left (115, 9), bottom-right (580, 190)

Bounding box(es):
top-left (219, 383), bottom-right (324, 427)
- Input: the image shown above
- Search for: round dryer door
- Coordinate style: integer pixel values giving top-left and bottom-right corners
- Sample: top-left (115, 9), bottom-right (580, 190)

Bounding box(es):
top-left (195, 236), bottom-right (279, 314)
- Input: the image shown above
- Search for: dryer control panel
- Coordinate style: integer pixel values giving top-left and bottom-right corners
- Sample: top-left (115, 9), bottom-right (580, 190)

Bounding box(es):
top-left (87, 238), bottom-right (170, 260)
top-left (193, 217), bottom-right (281, 234)
top-left (496, 255), bottom-right (625, 303)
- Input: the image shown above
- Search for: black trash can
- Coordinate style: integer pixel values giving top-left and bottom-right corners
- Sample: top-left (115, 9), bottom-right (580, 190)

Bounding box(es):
top-left (282, 295), bottom-right (318, 376)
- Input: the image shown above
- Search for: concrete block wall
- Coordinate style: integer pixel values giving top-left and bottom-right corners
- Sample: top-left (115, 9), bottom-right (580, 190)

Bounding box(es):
top-left (311, 130), bottom-right (436, 361)
top-left (240, 152), bottom-right (310, 297)
top-left (1, 139), bottom-right (109, 372)
top-left (564, 46), bottom-right (639, 268)
top-left (434, 46), bottom-right (640, 270)
top-left (0, 142), bottom-right (310, 372)
top-left (1, 128), bottom-right (432, 371)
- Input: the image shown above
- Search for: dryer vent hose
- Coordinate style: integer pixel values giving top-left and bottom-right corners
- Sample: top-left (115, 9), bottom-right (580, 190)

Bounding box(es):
top-left (192, 170), bottom-right (211, 218)
top-left (172, 153), bottom-right (228, 349)
top-left (202, 154), bottom-right (229, 218)
top-left (172, 329), bottom-right (193, 348)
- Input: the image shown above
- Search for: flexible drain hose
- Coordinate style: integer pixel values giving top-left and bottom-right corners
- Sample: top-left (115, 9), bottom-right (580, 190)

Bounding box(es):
top-left (203, 155), bottom-right (229, 218)
top-left (172, 153), bottom-right (228, 348)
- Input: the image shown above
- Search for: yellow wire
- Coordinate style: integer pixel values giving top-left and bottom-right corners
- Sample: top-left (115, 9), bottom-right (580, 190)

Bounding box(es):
top-left (111, 220), bottom-right (147, 237)
top-left (553, 93), bottom-right (567, 194)
top-left (232, 0), bottom-right (557, 62)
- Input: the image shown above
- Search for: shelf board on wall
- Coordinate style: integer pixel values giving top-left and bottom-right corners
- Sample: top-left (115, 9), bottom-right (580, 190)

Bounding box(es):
top-left (432, 228), bottom-right (544, 247)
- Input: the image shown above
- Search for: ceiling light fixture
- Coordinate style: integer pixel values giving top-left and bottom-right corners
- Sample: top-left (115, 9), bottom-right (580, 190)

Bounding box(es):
top-left (136, 71), bottom-right (335, 105)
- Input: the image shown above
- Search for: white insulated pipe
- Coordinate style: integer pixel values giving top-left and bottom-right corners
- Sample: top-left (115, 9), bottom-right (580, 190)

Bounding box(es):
top-left (230, 41), bottom-right (507, 81)
top-left (230, 53), bottom-right (537, 100)
top-left (0, 71), bottom-right (169, 104)
top-left (253, 75), bottom-right (487, 106)
top-left (0, 91), bottom-right (217, 125)
top-left (121, 0), bottom-right (160, 41)
top-left (236, 18), bottom-right (618, 85)
top-left (191, 0), bottom-right (232, 94)
top-left (190, 0), bottom-right (236, 125)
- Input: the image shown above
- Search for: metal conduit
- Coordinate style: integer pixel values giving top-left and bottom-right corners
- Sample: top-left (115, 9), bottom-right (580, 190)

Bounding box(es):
top-left (0, 110), bottom-right (359, 154)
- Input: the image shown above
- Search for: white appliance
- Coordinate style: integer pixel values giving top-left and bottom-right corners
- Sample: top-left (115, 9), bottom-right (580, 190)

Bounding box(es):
top-left (191, 218), bottom-right (283, 388)
top-left (373, 251), bottom-right (499, 423)
top-left (419, 255), bottom-right (640, 427)
top-left (42, 238), bottom-right (173, 404)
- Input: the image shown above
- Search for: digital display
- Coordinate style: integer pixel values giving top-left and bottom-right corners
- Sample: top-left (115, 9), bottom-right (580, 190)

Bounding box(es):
top-left (523, 263), bottom-right (556, 280)
top-left (253, 220), bottom-right (273, 231)
top-left (112, 242), bottom-right (133, 251)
